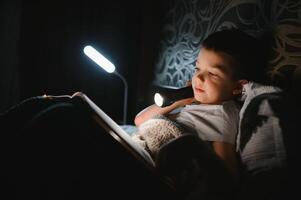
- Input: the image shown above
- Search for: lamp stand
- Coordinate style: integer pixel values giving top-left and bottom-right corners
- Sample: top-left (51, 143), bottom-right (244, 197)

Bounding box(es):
top-left (114, 71), bottom-right (128, 125)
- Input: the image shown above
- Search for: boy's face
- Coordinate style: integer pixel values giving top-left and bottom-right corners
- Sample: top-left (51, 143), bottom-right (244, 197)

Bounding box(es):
top-left (192, 48), bottom-right (242, 104)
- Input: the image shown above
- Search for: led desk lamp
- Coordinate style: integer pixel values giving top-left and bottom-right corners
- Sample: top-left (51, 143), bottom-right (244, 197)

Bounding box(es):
top-left (84, 45), bottom-right (128, 125)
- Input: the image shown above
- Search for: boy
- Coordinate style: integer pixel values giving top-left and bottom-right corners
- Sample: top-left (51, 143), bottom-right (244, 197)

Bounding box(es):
top-left (133, 29), bottom-right (266, 178)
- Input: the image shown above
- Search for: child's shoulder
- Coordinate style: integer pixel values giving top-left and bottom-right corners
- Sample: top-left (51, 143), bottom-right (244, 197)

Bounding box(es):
top-left (220, 100), bottom-right (241, 118)
top-left (182, 101), bottom-right (239, 118)
top-left (185, 100), bottom-right (239, 110)
top-left (222, 99), bottom-right (241, 109)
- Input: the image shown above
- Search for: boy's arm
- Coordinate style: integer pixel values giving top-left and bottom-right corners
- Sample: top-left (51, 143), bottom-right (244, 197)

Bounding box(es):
top-left (212, 141), bottom-right (238, 180)
top-left (134, 98), bottom-right (195, 126)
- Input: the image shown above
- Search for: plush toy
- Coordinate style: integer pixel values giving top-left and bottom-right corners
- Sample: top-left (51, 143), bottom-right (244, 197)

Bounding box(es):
top-left (131, 115), bottom-right (183, 158)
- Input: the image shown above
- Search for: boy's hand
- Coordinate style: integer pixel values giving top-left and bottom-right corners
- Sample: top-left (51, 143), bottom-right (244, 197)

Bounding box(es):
top-left (173, 97), bottom-right (195, 107)
top-left (185, 80), bottom-right (192, 87)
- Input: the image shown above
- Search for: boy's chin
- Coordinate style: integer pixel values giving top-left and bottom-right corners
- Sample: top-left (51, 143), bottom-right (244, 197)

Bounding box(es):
top-left (195, 97), bottom-right (223, 105)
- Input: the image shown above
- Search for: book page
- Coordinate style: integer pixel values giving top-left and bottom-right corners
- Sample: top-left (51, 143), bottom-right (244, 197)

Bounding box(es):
top-left (72, 92), bottom-right (155, 169)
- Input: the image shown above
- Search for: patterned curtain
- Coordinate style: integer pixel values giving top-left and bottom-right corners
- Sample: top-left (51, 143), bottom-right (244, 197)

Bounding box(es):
top-left (153, 0), bottom-right (301, 88)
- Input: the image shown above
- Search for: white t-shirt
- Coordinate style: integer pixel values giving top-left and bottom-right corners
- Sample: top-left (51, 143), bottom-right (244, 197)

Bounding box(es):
top-left (175, 100), bottom-right (240, 145)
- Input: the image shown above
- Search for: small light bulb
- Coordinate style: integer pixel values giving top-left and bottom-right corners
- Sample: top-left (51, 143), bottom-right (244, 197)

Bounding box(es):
top-left (154, 93), bottom-right (164, 107)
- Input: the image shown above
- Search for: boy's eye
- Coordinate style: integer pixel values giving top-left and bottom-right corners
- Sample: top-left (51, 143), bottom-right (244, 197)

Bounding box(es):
top-left (194, 67), bottom-right (200, 72)
top-left (209, 72), bottom-right (218, 77)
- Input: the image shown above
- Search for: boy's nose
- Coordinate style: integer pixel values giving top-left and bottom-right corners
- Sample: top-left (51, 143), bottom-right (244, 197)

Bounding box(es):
top-left (193, 75), bottom-right (204, 87)
top-left (196, 72), bottom-right (205, 81)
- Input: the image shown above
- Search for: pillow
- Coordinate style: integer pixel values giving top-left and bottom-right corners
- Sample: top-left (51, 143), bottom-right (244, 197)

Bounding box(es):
top-left (236, 82), bottom-right (287, 174)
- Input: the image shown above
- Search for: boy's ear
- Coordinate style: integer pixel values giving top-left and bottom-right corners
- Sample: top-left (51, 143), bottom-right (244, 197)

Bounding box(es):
top-left (239, 79), bottom-right (248, 86)
top-left (233, 79), bottom-right (248, 95)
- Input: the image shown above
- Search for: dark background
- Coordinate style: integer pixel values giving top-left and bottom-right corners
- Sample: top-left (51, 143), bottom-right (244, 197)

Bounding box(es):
top-left (0, 0), bottom-right (170, 124)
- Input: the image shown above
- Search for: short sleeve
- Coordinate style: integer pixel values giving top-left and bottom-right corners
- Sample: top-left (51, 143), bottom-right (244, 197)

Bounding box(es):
top-left (218, 101), bottom-right (240, 144)
top-left (176, 101), bottom-right (240, 144)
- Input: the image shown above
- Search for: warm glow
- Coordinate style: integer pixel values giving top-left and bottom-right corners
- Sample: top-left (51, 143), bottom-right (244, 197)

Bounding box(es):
top-left (154, 93), bottom-right (164, 107)
top-left (83, 45), bottom-right (116, 73)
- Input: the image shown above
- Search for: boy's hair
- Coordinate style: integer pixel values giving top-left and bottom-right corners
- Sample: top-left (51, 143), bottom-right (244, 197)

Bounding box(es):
top-left (202, 28), bottom-right (270, 83)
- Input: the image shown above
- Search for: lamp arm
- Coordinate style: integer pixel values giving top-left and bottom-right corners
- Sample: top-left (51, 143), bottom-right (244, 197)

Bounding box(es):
top-left (114, 71), bottom-right (128, 125)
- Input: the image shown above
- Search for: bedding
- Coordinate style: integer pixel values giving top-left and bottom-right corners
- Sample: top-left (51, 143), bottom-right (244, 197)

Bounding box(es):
top-left (234, 81), bottom-right (300, 200)
top-left (236, 82), bottom-right (287, 174)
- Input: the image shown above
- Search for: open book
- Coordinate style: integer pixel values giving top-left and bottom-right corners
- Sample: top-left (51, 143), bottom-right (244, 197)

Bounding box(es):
top-left (71, 92), bottom-right (156, 170)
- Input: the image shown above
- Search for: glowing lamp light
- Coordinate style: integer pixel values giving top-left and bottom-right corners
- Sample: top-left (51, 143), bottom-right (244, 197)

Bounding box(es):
top-left (83, 45), bottom-right (116, 73)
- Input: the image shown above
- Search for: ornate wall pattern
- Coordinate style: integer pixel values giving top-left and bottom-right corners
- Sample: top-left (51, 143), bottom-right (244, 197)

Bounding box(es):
top-left (153, 0), bottom-right (301, 88)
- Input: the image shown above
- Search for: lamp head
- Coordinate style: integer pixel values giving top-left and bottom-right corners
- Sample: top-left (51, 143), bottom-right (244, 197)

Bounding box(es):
top-left (83, 45), bottom-right (115, 73)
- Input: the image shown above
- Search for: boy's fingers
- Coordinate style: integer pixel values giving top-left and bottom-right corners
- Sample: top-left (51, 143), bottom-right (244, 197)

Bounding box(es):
top-left (185, 81), bottom-right (192, 86)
